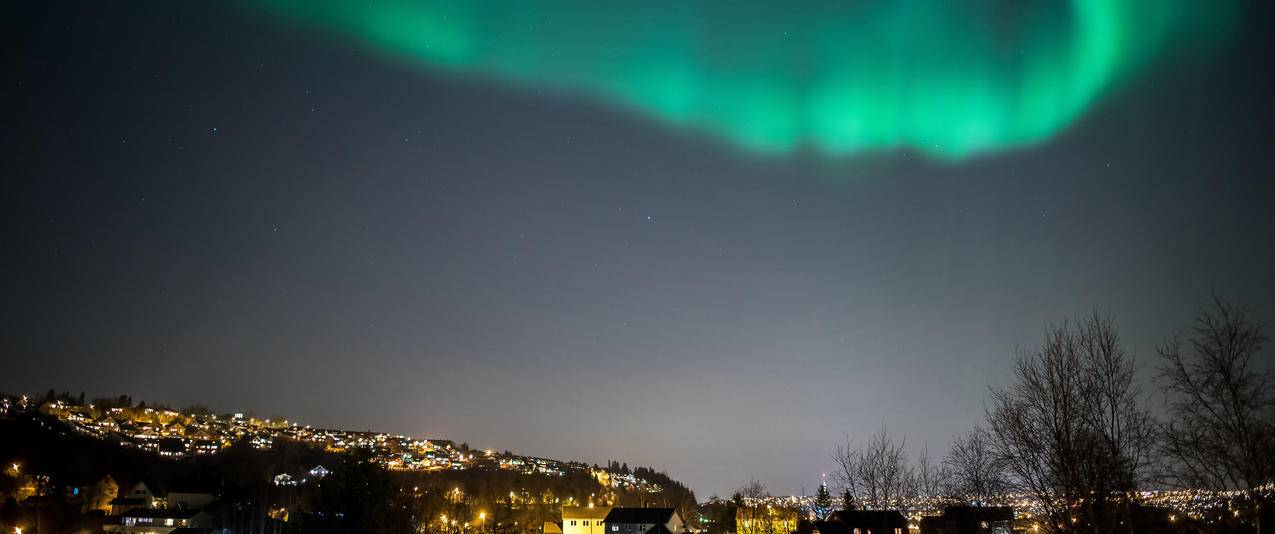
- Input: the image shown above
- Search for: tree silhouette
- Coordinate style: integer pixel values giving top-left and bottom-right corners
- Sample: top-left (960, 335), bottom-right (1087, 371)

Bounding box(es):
top-left (987, 311), bottom-right (1155, 533)
top-left (1157, 298), bottom-right (1273, 530)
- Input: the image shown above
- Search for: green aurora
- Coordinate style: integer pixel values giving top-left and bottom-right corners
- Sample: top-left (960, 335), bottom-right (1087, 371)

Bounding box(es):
top-left (247, 0), bottom-right (1236, 160)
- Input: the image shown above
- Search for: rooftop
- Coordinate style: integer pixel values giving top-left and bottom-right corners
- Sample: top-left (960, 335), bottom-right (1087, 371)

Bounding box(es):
top-left (563, 505), bottom-right (612, 520)
top-left (604, 507), bottom-right (676, 525)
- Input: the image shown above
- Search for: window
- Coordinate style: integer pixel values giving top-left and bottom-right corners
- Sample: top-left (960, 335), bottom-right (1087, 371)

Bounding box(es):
top-left (571, 521), bottom-right (577, 526)
top-left (584, 521), bottom-right (590, 526)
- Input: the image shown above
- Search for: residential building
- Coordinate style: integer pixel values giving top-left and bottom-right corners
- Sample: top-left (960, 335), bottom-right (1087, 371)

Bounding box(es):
top-left (563, 505), bottom-right (612, 534)
top-left (158, 438), bottom-right (186, 457)
top-left (603, 507), bottom-right (686, 534)
top-left (111, 482), bottom-right (160, 514)
top-left (103, 508), bottom-right (211, 533)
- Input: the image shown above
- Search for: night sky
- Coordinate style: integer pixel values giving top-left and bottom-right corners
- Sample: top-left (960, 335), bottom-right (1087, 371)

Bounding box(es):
top-left (4, 1), bottom-right (1274, 497)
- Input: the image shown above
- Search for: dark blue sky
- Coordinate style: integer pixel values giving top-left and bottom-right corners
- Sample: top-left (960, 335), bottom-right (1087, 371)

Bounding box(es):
top-left (3, 1), bottom-right (1274, 496)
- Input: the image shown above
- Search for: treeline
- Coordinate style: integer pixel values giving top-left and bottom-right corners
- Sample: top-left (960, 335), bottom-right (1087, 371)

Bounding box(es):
top-left (802, 298), bottom-right (1274, 533)
top-left (613, 463), bottom-right (698, 516)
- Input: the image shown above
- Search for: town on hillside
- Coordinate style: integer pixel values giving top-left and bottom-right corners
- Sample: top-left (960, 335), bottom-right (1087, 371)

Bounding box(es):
top-left (18, 393), bottom-right (661, 485)
top-left (0, 391), bottom-right (696, 533)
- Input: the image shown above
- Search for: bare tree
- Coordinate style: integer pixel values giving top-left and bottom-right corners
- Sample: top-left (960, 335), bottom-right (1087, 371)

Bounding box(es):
top-left (733, 478), bottom-right (767, 534)
top-left (986, 311), bottom-right (1155, 533)
top-left (733, 479), bottom-right (798, 534)
top-left (943, 427), bottom-right (1005, 506)
top-left (1157, 299), bottom-right (1273, 532)
top-left (830, 438), bottom-right (859, 509)
top-left (831, 424), bottom-right (912, 511)
top-left (1157, 298), bottom-right (1274, 490)
top-left (912, 445), bottom-right (950, 508)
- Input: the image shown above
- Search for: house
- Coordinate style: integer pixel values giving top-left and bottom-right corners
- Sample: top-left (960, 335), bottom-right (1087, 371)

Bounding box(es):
top-left (166, 477), bottom-right (218, 511)
top-left (103, 508), bottom-right (212, 533)
top-left (158, 438), bottom-right (187, 457)
top-left (190, 439), bottom-right (220, 455)
top-left (602, 507), bottom-right (686, 534)
top-left (63, 479), bottom-right (94, 504)
top-left (308, 465), bottom-right (330, 479)
top-left (111, 497), bottom-right (151, 515)
top-left (134, 423), bottom-right (160, 439)
top-left (111, 482), bottom-right (160, 514)
top-left (563, 505), bottom-right (612, 534)
top-left (273, 473), bottom-right (297, 486)
top-left (919, 506), bottom-right (1013, 534)
top-left (815, 510), bottom-right (907, 534)
top-left (118, 420), bottom-right (141, 435)
top-left (96, 415), bottom-right (121, 432)
top-left (57, 474), bottom-right (119, 513)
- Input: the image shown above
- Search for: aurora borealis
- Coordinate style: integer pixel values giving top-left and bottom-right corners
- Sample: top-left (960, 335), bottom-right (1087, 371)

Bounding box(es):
top-left (247, 0), bottom-right (1234, 159)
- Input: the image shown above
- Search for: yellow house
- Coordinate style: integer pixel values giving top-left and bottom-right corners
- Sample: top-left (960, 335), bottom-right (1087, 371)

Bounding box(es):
top-left (562, 505), bottom-right (612, 534)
